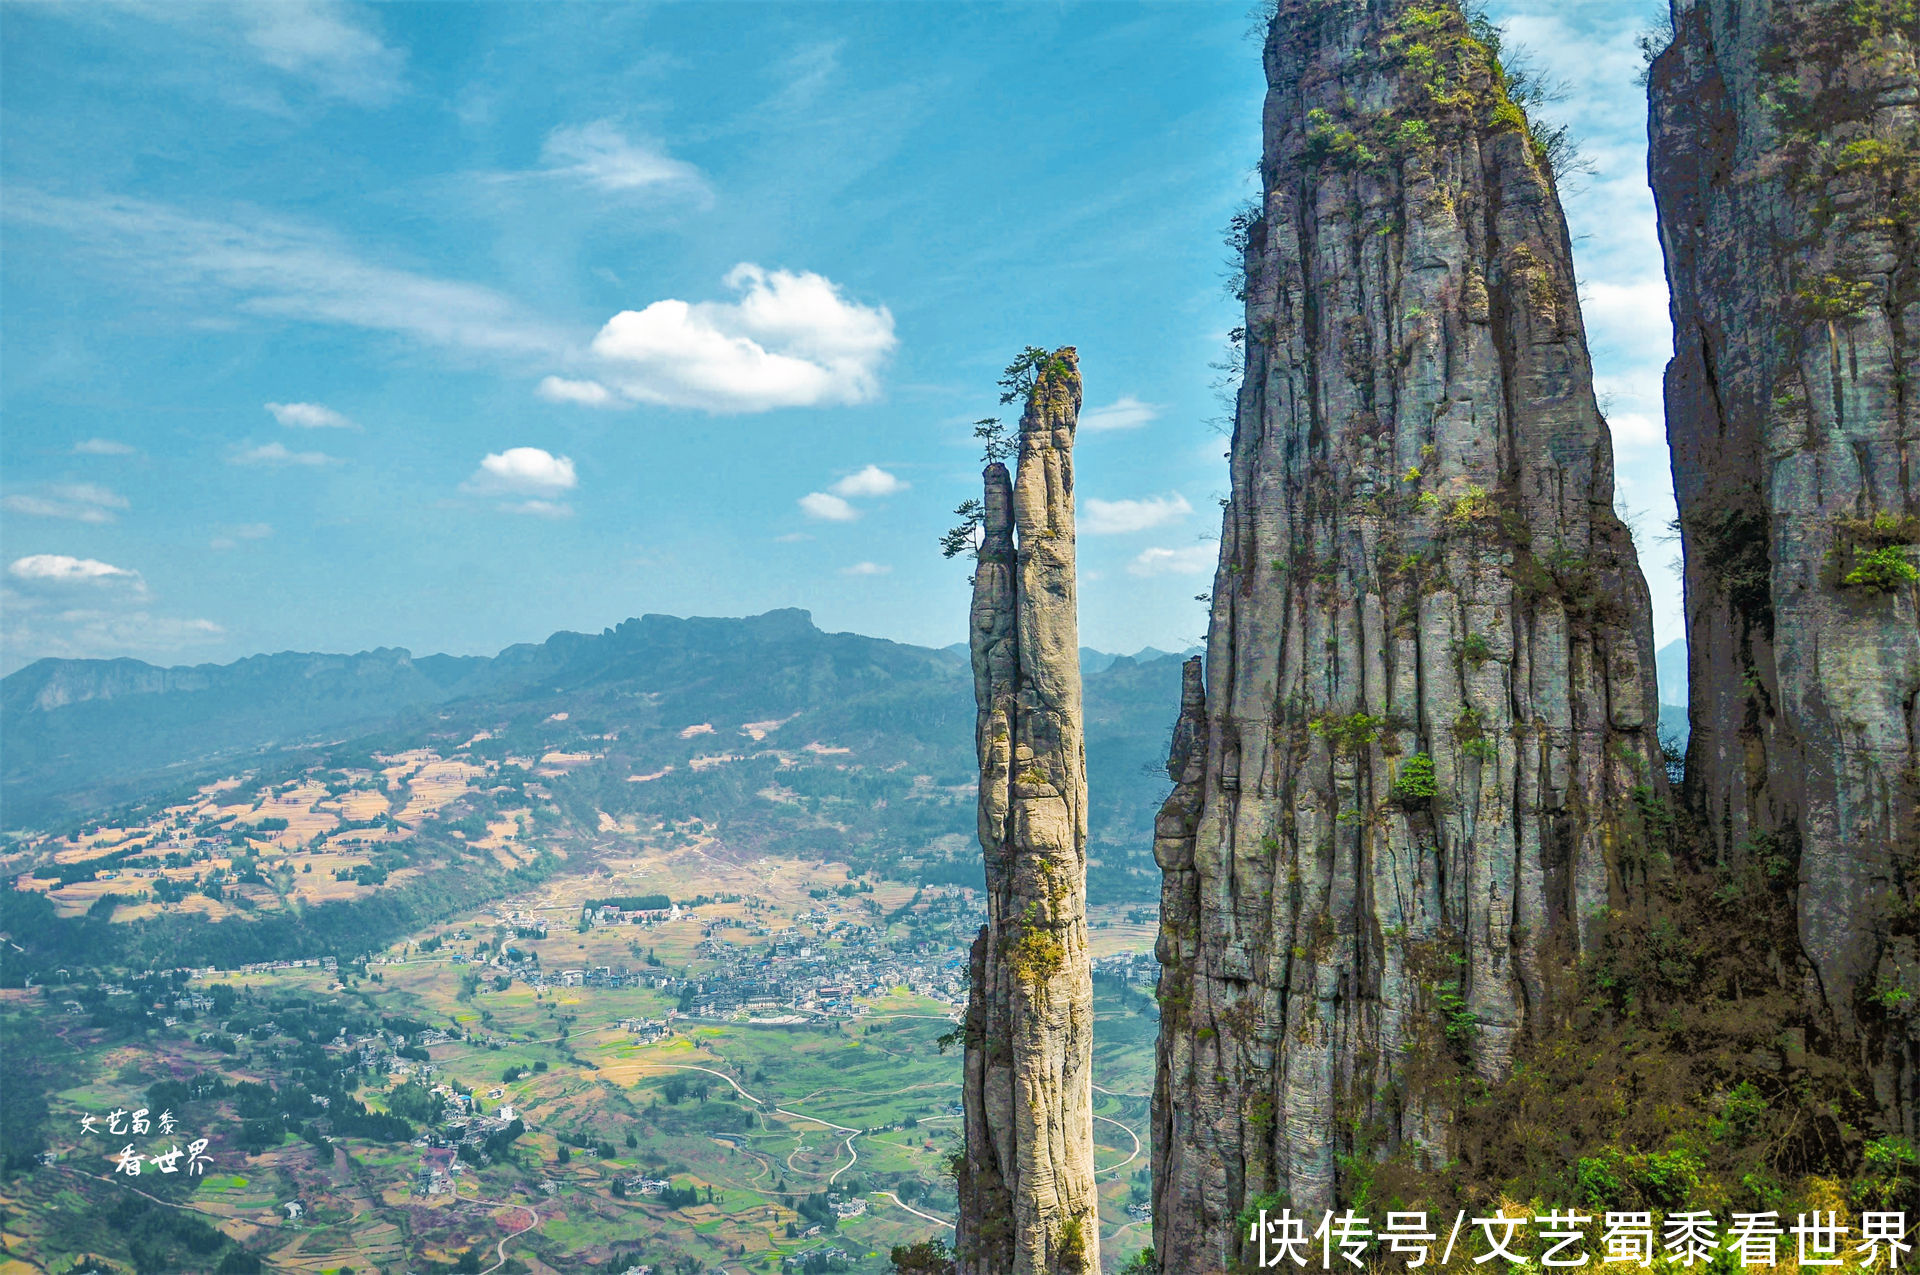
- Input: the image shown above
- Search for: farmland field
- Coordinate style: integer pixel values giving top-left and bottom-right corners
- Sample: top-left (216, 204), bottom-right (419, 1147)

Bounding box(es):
top-left (0, 846), bottom-right (1158, 1274)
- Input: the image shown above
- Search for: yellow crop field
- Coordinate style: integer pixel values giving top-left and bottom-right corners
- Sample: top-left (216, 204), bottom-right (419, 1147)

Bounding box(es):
top-left (477, 808), bottom-right (528, 849)
top-left (397, 757), bottom-right (488, 821)
top-left (337, 788), bottom-right (391, 820)
top-left (739, 712), bottom-right (799, 741)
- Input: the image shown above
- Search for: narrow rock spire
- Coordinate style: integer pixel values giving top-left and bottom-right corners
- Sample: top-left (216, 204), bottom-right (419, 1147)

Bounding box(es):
top-left (959, 348), bottom-right (1101, 1275)
top-left (1152, 2), bottom-right (1665, 1266)
top-left (1650, 0), bottom-right (1918, 1141)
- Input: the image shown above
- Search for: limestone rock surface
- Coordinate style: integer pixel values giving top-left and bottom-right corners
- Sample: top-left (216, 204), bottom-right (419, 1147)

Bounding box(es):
top-left (1649, 0), bottom-right (1918, 1141)
top-left (959, 349), bottom-right (1101, 1275)
top-left (1152, 4), bottom-right (1664, 1267)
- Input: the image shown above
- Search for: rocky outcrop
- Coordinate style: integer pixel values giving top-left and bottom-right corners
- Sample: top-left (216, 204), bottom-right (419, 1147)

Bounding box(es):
top-left (959, 350), bottom-right (1101, 1275)
top-left (1650, 0), bottom-right (1918, 1141)
top-left (1152, 3), bottom-right (1664, 1267)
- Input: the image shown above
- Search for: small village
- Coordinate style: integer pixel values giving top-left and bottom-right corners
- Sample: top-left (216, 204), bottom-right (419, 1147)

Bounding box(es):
top-left (474, 885), bottom-right (1159, 1025)
top-left (486, 886), bottom-right (985, 1021)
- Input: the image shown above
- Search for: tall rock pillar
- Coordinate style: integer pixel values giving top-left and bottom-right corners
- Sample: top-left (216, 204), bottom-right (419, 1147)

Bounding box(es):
top-left (1152, 3), bottom-right (1665, 1267)
top-left (959, 349), bottom-right (1101, 1275)
top-left (1649, 0), bottom-right (1918, 1140)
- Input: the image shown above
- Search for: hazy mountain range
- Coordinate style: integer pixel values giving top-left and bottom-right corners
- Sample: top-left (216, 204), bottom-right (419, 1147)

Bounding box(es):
top-left (1, 610), bottom-right (1193, 901)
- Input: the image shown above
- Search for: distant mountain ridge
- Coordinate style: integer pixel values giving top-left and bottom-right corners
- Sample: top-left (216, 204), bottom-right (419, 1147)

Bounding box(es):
top-left (3, 647), bottom-right (487, 715)
top-left (1, 611), bottom-right (1188, 904)
top-left (0, 609), bottom-right (934, 819)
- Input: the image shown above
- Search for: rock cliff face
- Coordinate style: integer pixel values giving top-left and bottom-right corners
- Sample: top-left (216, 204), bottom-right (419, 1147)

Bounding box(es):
top-left (1152, 3), bottom-right (1664, 1266)
top-left (1649, 0), bottom-right (1918, 1141)
top-left (958, 350), bottom-right (1101, 1275)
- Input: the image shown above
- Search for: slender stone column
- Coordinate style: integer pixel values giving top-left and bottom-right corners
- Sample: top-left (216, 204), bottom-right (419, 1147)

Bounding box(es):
top-left (958, 348), bottom-right (1101, 1275)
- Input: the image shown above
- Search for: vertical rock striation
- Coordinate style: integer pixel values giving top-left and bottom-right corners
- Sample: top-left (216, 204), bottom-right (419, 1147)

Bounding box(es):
top-left (1650, 0), bottom-right (1918, 1141)
top-left (1153, 3), bottom-right (1664, 1267)
top-left (959, 349), bottom-right (1101, 1275)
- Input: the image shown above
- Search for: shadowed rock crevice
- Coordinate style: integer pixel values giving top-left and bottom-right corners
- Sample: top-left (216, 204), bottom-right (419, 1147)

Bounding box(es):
top-left (1650, 0), bottom-right (1918, 1144)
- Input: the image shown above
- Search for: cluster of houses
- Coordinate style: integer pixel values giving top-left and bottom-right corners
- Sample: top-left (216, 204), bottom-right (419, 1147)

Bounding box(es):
top-left (415, 1147), bottom-right (461, 1196)
top-left (479, 892), bottom-right (984, 1022)
top-left (1091, 950), bottom-right (1159, 986)
top-left (490, 957), bottom-right (669, 991)
top-left (201, 957), bottom-right (339, 976)
top-left (441, 1105), bottom-right (518, 1146)
top-left (616, 1016), bottom-right (672, 1043)
top-left (589, 900), bottom-right (685, 926)
top-left (616, 1172), bottom-right (677, 1196)
top-left (678, 919), bottom-right (969, 1020)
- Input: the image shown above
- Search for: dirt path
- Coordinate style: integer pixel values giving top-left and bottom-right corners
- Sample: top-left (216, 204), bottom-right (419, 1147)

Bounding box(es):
top-left (454, 1196), bottom-right (540, 1275)
top-left (827, 1131), bottom-right (859, 1185)
top-left (1094, 1114), bottom-right (1143, 1176)
top-left (876, 1189), bottom-right (954, 1230)
top-left (627, 1062), bottom-right (860, 1133)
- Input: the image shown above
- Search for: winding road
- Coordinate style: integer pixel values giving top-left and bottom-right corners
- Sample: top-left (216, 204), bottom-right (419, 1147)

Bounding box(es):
top-left (630, 1058), bottom-right (1148, 1192)
top-left (877, 1190), bottom-right (955, 1229)
top-left (456, 1197), bottom-right (540, 1275)
top-left (1094, 1113), bottom-right (1143, 1176)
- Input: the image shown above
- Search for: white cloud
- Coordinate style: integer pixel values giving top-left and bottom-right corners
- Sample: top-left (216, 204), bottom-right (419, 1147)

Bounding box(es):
top-left (45, 0), bottom-right (406, 117)
top-left (500, 499), bottom-right (572, 518)
top-left (210, 522), bottom-right (273, 550)
top-left (465, 447), bottom-right (577, 497)
top-left (538, 120), bottom-right (710, 200)
top-left (2, 597), bottom-right (222, 666)
top-left (6, 190), bottom-right (572, 362)
top-left (8, 554), bottom-right (141, 585)
top-left (74, 438), bottom-right (135, 456)
top-left (586, 264), bottom-right (896, 413)
top-left (1607, 410), bottom-right (1666, 453)
top-left (1081, 394), bottom-right (1162, 432)
top-left (2, 551), bottom-right (221, 668)
top-left (2, 496), bottom-right (107, 524)
top-left (233, 441), bottom-right (335, 467)
top-left (840, 561), bottom-right (890, 576)
top-left (1579, 278), bottom-right (1674, 367)
top-left (798, 492), bottom-right (857, 522)
top-left (3, 483), bottom-right (130, 524)
top-left (1083, 493), bottom-right (1191, 535)
top-left (769, 41), bottom-right (842, 113)
top-left (1128, 544), bottom-right (1218, 577)
top-left (536, 376), bottom-right (615, 407)
top-left (240, 0), bottom-right (406, 106)
top-left (52, 483), bottom-right (129, 509)
top-left (830, 465), bottom-right (907, 498)
top-left (266, 400), bottom-right (358, 429)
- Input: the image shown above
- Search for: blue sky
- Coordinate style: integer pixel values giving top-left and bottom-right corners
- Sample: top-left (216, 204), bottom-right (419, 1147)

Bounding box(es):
top-left (0, 0), bottom-right (1675, 674)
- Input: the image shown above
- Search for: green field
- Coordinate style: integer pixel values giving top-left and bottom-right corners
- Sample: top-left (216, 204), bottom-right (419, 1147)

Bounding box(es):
top-left (0, 867), bottom-right (1158, 1274)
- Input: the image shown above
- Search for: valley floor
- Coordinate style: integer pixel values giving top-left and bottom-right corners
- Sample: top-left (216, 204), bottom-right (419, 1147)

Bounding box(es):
top-left (0, 845), bottom-right (1157, 1274)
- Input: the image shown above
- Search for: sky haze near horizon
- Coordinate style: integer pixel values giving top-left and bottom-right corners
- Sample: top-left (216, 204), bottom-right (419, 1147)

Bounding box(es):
top-left (0, 0), bottom-right (1678, 676)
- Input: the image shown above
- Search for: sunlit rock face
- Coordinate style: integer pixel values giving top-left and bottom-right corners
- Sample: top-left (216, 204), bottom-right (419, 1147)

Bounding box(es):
top-left (1649, 0), bottom-right (1918, 1145)
top-left (958, 349), bottom-right (1101, 1275)
top-left (1151, 2), bottom-right (1663, 1267)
